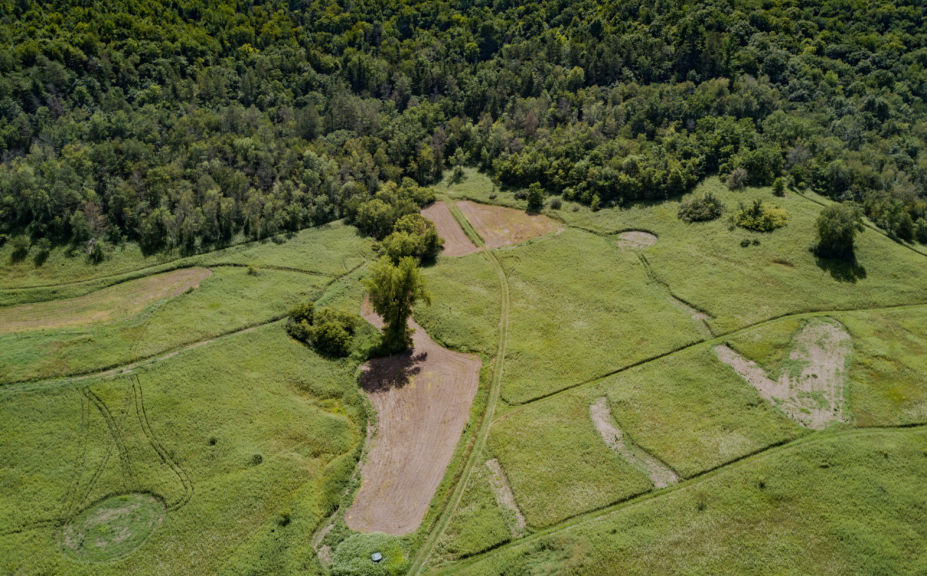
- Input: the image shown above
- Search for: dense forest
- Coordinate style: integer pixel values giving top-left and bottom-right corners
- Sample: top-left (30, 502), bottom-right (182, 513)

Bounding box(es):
top-left (2, 0), bottom-right (927, 255)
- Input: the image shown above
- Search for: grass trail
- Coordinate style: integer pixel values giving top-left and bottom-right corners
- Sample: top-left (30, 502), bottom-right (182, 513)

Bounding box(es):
top-left (408, 207), bottom-right (511, 575)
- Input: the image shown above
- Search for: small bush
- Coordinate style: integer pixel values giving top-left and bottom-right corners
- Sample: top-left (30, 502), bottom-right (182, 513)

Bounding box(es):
top-left (740, 238), bottom-right (751, 247)
top-left (549, 197), bottom-right (562, 210)
top-left (33, 238), bottom-right (51, 266)
top-left (10, 235), bottom-right (29, 262)
top-left (251, 453), bottom-right (263, 466)
top-left (286, 302), bottom-right (359, 358)
top-left (678, 192), bottom-right (725, 222)
top-left (772, 177), bottom-right (786, 196)
top-left (726, 167), bottom-right (748, 190)
top-left (734, 200), bottom-right (788, 232)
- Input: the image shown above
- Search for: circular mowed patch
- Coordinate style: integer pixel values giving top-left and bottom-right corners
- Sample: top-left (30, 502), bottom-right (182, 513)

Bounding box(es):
top-left (616, 230), bottom-right (658, 250)
top-left (61, 493), bottom-right (164, 562)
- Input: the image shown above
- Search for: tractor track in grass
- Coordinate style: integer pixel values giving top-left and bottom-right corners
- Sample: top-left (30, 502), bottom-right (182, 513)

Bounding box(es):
top-left (0, 262), bottom-right (366, 395)
top-left (432, 422), bottom-right (927, 575)
top-left (408, 207), bottom-right (511, 576)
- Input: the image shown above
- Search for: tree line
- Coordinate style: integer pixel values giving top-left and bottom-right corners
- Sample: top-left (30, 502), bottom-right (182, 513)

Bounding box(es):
top-left (2, 0), bottom-right (927, 256)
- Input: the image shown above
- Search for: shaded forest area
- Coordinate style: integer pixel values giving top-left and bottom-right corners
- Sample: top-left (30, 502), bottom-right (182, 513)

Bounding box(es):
top-left (2, 0), bottom-right (927, 255)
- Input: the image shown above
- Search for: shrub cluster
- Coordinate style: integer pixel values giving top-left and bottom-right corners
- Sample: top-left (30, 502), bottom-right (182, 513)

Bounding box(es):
top-left (285, 302), bottom-right (359, 358)
top-left (734, 200), bottom-right (788, 232)
top-left (678, 192), bottom-right (725, 223)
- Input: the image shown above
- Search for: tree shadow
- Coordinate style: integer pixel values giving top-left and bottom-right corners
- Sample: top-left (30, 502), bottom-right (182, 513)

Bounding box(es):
top-left (359, 350), bottom-right (427, 392)
top-left (814, 254), bottom-right (867, 283)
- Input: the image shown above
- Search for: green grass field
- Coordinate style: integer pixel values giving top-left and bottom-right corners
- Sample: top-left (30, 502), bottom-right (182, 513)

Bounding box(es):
top-left (4, 172), bottom-right (927, 576)
top-left (434, 427), bottom-right (927, 576)
top-left (0, 322), bottom-right (368, 575)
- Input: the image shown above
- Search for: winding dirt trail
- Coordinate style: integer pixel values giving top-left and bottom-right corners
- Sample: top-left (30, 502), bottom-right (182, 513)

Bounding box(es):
top-left (345, 301), bottom-right (481, 535)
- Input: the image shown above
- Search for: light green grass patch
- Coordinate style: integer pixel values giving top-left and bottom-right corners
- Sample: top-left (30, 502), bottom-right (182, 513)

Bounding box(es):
top-left (0, 267), bottom-right (327, 383)
top-left (487, 395), bottom-right (653, 528)
top-left (432, 459), bottom-right (512, 561)
top-left (416, 253), bottom-right (499, 356)
top-left (497, 228), bottom-right (701, 403)
top-left (601, 346), bottom-right (803, 477)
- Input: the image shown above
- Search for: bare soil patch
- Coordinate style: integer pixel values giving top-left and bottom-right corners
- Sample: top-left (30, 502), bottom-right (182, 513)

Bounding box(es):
top-left (616, 230), bottom-right (658, 250)
top-left (421, 202), bottom-right (479, 257)
top-left (0, 267), bottom-right (211, 334)
top-left (590, 397), bottom-right (679, 488)
top-left (714, 318), bottom-right (851, 429)
top-left (346, 301), bottom-right (481, 535)
top-left (484, 458), bottom-right (526, 537)
top-left (455, 200), bottom-right (562, 250)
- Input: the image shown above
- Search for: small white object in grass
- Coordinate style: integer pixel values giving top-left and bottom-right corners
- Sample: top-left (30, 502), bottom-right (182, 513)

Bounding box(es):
top-left (371, 552), bottom-right (383, 563)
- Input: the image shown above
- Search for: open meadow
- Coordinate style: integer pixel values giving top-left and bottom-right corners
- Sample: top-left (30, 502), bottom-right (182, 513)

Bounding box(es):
top-left (3, 171), bottom-right (927, 576)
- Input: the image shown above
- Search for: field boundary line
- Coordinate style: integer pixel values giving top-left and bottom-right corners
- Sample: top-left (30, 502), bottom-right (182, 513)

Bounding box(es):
top-left (1, 220), bottom-right (356, 292)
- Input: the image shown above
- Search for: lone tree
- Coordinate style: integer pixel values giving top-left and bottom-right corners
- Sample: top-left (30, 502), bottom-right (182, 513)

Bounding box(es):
top-left (364, 256), bottom-right (430, 353)
top-left (815, 203), bottom-right (864, 259)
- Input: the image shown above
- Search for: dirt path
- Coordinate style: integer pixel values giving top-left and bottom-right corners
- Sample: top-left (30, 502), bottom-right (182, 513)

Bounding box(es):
top-left (485, 458), bottom-right (526, 538)
top-left (714, 318), bottom-right (851, 429)
top-left (455, 200), bottom-right (562, 250)
top-left (0, 268), bottom-right (212, 334)
top-left (589, 397), bottom-right (679, 488)
top-left (422, 202), bottom-right (479, 257)
top-left (408, 222), bottom-right (511, 575)
top-left (345, 302), bottom-right (481, 535)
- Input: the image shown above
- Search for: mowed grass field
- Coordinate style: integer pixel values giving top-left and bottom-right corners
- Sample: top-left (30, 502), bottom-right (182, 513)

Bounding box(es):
top-left (4, 170), bottom-right (927, 576)
top-left (0, 266), bottom-right (326, 383)
top-left (417, 170), bottom-right (927, 572)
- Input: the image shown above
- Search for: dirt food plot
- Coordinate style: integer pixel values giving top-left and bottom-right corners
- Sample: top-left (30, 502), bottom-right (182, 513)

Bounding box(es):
top-left (421, 201), bottom-right (479, 257)
top-left (590, 397), bottom-right (679, 488)
top-left (455, 200), bottom-right (562, 250)
top-left (346, 301), bottom-right (481, 535)
top-left (0, 267), bottom-right (211, 334)
top-left (616, 230), bottom-right (658, 250)
top-left (715, 318), bottom-right (852, 429)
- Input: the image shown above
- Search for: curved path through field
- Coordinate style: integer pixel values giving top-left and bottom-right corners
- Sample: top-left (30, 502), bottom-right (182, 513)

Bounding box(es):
top-left (408, 211), bottom-right (511, 575)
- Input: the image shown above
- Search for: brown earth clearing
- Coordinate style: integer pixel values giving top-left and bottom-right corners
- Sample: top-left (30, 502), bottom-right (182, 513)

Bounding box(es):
top-left (714, 318), bottom-right (851, 429)
top-left (589, 397), bottom-right (679, 488)
top-left (455, 200), bottom-right (562, 249)
top-left (421, 201), bottom-right (479, 257)
top-left (345, 300), bottom-right (481, 535)
top-left (0, 267), bottom-right (212, 334)
top-left (616, 230), bottom-right (658, 250)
